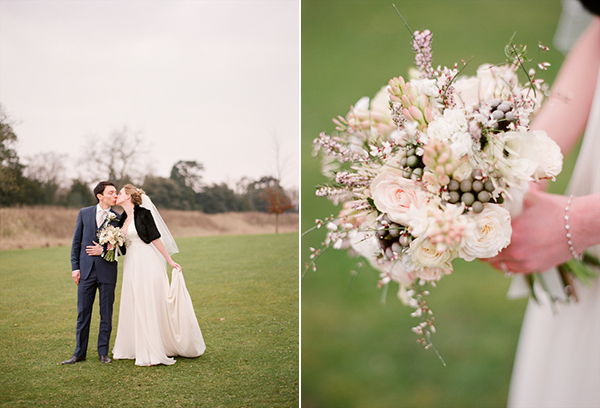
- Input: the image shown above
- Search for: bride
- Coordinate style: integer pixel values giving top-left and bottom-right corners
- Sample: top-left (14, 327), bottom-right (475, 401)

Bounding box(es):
top-left (112, 184), bottom-right (206, 366)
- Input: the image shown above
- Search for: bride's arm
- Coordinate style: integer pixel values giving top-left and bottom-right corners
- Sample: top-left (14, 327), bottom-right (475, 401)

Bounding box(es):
top-left (485, 191), bottom-right (600, 273)
top-left (152, 238), bottom-right (182, 272)
top-left (530, 16), bottom-right (600, 155)
top-left (482, 17), bottom-right (600, 274)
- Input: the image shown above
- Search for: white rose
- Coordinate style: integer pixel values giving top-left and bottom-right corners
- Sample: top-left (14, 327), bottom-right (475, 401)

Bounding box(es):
top-left (370, 168), bottom-right (428, 226)
top-left (532, 130), bottom-right (563, 180)
top-left (410, 238), bottom-right (455, 268)
top-left (459, 204), bottom-right (512, 261)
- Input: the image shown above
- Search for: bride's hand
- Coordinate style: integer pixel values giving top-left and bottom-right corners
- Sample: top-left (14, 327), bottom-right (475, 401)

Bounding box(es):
top-left (169, 260), bottom-right (182, 272)
top-left (482, 188), bottom-right (572, 274)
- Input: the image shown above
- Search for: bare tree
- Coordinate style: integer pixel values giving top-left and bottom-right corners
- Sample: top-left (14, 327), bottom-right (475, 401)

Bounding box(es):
top-left (267, 133), bottom-right (296, 233)
top-left (270, 132), bottom-right (293, 187)
top-left (78, 126), bottom-right (149, 185)
top-left (24, 152), bottom-right (67, 187)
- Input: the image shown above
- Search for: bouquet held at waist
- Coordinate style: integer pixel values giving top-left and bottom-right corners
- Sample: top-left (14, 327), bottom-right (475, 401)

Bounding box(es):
top-left (307, 19), bottom-right (570, 362)
top-left (98, 214), bottom-right (125, 262)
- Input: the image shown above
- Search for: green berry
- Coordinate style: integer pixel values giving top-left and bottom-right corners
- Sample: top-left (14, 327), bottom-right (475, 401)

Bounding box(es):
top-left (459, 180), bottom-right (472, 192)
top-left (403, 169), bottom-right (413, 178)
top-left (412, 167), bottom-right (423, 178)
top-left (448, 191), bottom-right (460, 204)
top-left (400, 157), bottom-right (407, 167)
top-left (406, 148), bottom-right (416, 157)
top-left (461, 192), bottom-right (475, 206)
top-left (448, 179), bottom-right (460, 191)
top-left (472, 180), bottom-right (484, 192)
top-left (406, 155), bottom-right (419, 168)
top-left (477, 191), bottom-right (491, 203)
top-left (484, 179), bottom-right (494, 192)
top-left (497, 102), bottom-right (511, 112)
top-left (492, 110), bottom-right (504, 120)
top-left (472, 201), bottom-right (484, 213)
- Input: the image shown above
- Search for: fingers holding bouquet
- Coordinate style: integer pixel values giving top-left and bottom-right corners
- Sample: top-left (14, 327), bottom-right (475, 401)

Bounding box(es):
top-left (482, 188), bottom-right (575, 274)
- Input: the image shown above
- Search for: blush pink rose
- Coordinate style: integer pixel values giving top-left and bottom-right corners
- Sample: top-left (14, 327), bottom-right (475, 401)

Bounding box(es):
top-left (370, 168), bottom-right (427, 226)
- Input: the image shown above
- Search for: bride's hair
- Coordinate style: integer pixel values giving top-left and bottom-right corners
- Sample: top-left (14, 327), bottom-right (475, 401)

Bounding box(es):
top-left (122, 184), bottom-right (146, 206)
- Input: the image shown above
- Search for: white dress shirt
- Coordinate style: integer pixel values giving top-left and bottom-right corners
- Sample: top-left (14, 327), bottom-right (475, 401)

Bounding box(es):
top-left (96, 205), bottom-right (110, 228)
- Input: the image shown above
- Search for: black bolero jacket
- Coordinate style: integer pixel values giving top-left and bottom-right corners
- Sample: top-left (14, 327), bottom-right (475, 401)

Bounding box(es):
top-left (118, 205), bottom-right (161, 244)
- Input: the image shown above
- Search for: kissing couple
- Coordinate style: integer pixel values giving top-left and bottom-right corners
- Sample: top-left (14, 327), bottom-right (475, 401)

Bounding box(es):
top-left (61, 181), bottom-right (206, 366)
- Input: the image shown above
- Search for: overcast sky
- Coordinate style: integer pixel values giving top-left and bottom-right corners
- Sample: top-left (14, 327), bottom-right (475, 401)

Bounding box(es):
top-left (0, 0), bottom-right (299, 190)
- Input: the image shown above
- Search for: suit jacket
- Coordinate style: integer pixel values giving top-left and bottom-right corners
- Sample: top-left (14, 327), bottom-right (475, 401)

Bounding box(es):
top-left (71, 205), bottom-right (121, 284)
top-left (117, 205), bottom-right (161, 244)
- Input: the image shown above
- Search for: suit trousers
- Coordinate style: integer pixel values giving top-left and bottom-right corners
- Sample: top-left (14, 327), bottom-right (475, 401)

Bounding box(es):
top-left (73, 265), bottom-right (116, 358)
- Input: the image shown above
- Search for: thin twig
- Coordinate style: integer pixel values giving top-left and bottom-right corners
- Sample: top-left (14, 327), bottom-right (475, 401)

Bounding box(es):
top-left (392, 4), bottom-right (413, 37)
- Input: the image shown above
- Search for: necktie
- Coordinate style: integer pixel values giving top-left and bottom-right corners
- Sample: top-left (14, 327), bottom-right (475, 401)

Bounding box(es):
top-left (97, 210), bottom-right (107, 228)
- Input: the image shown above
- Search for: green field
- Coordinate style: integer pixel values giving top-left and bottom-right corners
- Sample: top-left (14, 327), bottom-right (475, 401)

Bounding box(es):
top-left (0, 233), bottom-right (298, 407)
top-left (301, 1), bottom-right (576, 407)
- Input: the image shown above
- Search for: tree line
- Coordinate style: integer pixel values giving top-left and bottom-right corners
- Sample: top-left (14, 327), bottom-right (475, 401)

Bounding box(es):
top-left (0, 105), bottom-right (297, 215)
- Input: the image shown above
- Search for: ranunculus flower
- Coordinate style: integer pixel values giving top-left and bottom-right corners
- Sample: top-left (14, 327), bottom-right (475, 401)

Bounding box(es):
top-left (370, 168), bottom-right (428, 226)
top-left (459, 204), bottom-right (512, 261)
top-left (498, 130), bottom-right (563, 182)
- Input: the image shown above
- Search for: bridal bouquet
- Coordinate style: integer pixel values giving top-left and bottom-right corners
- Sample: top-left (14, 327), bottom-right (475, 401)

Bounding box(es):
top-left (98, 224), bottom-right (125, 262)
top-left (308, 27), bottom-right (563, 359)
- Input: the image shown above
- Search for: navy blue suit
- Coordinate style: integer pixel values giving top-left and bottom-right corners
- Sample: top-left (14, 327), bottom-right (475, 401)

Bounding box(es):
top-left (70, 205), bottom-right (121, 358)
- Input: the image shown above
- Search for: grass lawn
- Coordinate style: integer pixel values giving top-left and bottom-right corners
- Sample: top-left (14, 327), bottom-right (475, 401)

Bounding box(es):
top-left (301, 1), bottom-right (577, 407)
top-left (0, 233), bottom-right (298, 407)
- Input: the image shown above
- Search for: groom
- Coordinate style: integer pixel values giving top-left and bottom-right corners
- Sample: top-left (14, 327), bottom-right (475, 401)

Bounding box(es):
top-left (61, 181), bottom-right (121, 365)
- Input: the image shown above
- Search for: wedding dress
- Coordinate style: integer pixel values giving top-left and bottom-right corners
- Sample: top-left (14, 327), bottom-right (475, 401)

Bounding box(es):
top-left (112, 220), bottom-right (206, 366)
top-left (506, 67), bottom-right (600, 406)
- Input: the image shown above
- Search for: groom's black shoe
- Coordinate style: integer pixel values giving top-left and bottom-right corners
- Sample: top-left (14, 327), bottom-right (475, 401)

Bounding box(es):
top-left (61, 356), bottom-right (85, 365)
top-left (99, 355), bottom-right (111, 364)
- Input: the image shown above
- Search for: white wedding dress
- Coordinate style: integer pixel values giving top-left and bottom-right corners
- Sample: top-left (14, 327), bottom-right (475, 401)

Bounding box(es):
top-left (506, 66), bottom-right (600, 406)
top-left (112, 221), bottom-right (206, 366)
